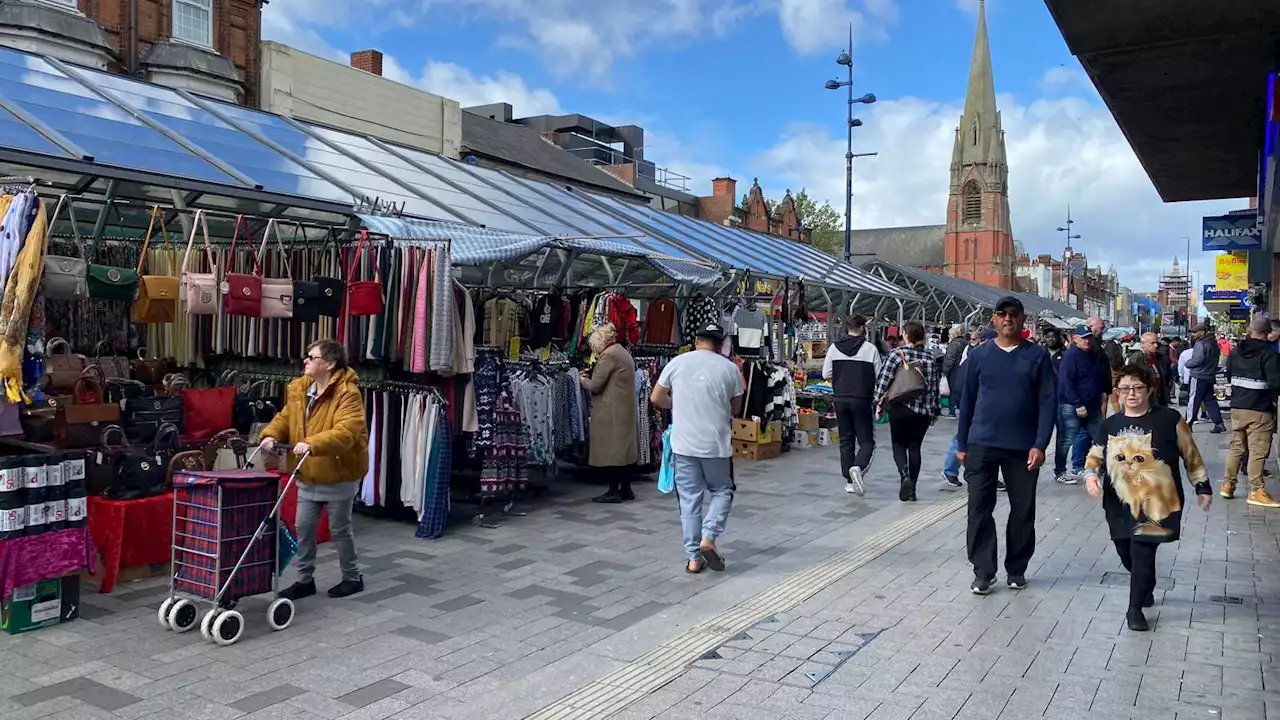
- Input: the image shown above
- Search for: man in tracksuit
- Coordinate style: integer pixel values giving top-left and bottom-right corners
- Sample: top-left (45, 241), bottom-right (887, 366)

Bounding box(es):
top-left (823, 314), bottom-right (881, 497)
top-left (1222, 316), bottom-right (1280, 507)
top-left (1185, 323), bottom-right (1227, 433)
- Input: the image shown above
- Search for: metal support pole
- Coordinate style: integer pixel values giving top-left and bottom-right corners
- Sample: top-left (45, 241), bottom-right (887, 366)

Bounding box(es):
top-left (843, 60), bottom-right (854, 265)
top-left (91, 179), bottom-right (118, 239)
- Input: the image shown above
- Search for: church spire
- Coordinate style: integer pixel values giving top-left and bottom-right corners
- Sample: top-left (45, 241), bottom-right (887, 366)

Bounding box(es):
top-left (952, 0), bottom-right (1005, 171)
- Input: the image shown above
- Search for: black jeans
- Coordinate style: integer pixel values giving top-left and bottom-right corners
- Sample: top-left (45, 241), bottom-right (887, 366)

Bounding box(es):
top-left (1114, 539), bottom-right (1158, 610)
top-left (964, 444), bottom-right (1039, 581)
top-left (887, 405), bottom-right (931, 482)
top-left (834, 399), bottom-right (876, 474)
top-left (1189, 377), bottom-right (1224, 427)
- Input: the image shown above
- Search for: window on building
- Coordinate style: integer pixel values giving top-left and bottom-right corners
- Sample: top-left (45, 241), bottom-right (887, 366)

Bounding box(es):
top-left (971, 122), bottom-right (978, 146)
top-left (173, 0), bottom-right (213, 48)
top-left (962, 181), bottom-right (982, 224)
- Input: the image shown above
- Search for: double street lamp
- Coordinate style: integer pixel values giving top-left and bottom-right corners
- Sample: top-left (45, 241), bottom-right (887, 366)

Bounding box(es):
top-left (825, 33), bottom-right (876, 265)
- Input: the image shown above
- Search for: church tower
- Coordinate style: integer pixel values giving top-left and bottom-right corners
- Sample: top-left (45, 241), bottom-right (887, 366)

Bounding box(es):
top-left (943, 0), bottom-right (1016, 289)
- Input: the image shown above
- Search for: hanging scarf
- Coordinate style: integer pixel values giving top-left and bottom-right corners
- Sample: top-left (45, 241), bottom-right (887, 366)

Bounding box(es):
top-left (0, 198), bottom-right (46, 402)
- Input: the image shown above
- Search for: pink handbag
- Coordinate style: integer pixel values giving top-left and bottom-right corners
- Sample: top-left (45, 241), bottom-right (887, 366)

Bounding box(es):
top-left (257, 219), bottom-right (294, 319)
top-left (180, 209), bottom-right (219, 315)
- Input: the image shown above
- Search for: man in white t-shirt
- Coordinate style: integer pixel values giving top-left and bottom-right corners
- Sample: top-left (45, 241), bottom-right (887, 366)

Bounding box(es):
top-left (650, 322), bottom-right (744, 574)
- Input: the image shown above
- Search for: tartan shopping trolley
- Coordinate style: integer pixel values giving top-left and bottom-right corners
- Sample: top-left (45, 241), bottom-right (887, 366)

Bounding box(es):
top-left (156, 445), bottom-right (308, 646)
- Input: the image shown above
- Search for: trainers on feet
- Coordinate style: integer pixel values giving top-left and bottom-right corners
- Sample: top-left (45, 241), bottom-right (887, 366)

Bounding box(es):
top-left (1054, 473), bottom-right (1079, 485)
top-left (1247, 488), bottom-right (1280, 508)
top-left (278, 580), bottom-right (316, 601)
top-left (1007, 575), bottom-right (1027, 590)
top-left (327, 576), bottom-right (364, 598)
top-left (971, 576), bottom-right (994, 595)
top-left (847, 467), bottom-right (866, 497)
top-left (1220, 481), bottom-right (1237, 499)
top-left (1210, 425), bottom-right (1227, 434)
top-left (941, 471), bottom-right (963, 488)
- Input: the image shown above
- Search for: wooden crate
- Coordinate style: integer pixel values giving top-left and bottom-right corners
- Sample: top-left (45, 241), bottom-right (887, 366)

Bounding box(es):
top-left (733, 439), bottom-right (782, 461)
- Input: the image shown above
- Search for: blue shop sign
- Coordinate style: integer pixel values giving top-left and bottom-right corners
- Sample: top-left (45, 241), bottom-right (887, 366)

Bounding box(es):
top-left (1202, 211), bottom-right (1262, 251)
top-left (1203, 285), bottom-right (1248, 303)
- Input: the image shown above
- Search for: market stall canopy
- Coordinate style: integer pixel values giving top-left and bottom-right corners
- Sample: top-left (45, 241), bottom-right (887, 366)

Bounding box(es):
top-left (856, 259), bottom-right (1082, 325)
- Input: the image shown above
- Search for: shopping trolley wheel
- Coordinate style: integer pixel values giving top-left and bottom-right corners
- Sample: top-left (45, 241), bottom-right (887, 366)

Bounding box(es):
top-left (167, 599), bottom-right (198, 633)
top-left (267, 598), bottom-right (294, 632)
top-left (211, 610), bottom-right (244, 646)
top-left (200, 608), bottom-right (223, 641)
top-left (158, 598), bottom-right (175, 630)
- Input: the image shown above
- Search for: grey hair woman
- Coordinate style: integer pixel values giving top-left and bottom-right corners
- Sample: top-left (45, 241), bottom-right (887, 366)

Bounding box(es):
top-left (580, 324), bottom-right (640, 502)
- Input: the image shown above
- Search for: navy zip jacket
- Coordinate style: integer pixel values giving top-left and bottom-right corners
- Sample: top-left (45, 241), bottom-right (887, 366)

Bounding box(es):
top-left (957, 339), bottom-right (1057, 453)
top-left (1057, 344), bottom-right (1104, 409)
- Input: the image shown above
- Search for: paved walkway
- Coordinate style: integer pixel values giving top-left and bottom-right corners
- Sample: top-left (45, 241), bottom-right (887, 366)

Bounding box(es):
top-left (1, 418), bottom-right (1277, 720)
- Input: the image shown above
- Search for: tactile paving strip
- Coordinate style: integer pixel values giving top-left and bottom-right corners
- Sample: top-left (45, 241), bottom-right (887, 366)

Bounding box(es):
top-left (524, 493), bottom-right (968, 719)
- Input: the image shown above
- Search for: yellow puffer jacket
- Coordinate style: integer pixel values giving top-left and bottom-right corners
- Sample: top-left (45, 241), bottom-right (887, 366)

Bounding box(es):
top-left (260, 368), bottom-right (368, 485)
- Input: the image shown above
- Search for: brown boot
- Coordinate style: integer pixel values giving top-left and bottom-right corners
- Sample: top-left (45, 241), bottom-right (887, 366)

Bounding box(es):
top-left (1220, 480), bottom-right (1236, 499)
top-left (1247, 488), bottom-right (1280, 508)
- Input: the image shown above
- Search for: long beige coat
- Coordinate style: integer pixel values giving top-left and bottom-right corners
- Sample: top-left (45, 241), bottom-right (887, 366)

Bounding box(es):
top-left (583, 343), bottom-right (639, 467)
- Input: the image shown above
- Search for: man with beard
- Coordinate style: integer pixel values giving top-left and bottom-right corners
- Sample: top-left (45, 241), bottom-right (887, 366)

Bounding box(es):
top-left (956, 297), bottom-right (1056, 594)
top-left (1043, 329), bottom-right (1065, 374)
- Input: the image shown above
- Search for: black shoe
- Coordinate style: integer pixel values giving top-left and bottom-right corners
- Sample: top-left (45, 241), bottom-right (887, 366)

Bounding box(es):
top-left (1126, 608), bottom-right (1149, 631)
top-left (942, 472), bottom-right (963, 489)
top-left (328, 577), bottom-right (364, 598)
top-left (1007, 575), bottom-right (1027, 590)
top-left (898, 476), bottom-right (911, 502)
top-left (619, 486), bottom-right (636, 501)
top-left (278, 580), bottom-right (316, 601)
top-left (1211, 425), bottom-right (1227, 434)
top-left (1143, 591), bottom-right (1155, 608)
top-left (592, 491), bottom-right (623, 504)
top-left (971, 576), bottom-right (994, 595)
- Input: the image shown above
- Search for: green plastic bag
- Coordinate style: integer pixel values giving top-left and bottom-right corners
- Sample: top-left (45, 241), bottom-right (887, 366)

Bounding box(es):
top-left (277, 524), bottom-right (298, 576)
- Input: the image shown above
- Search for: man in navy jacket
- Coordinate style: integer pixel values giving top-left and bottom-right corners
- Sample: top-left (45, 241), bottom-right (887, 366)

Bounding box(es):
top-left (956, 297), bottom-right (1057, 596)
top-left (1053, 325), bottom-right (1104, 484)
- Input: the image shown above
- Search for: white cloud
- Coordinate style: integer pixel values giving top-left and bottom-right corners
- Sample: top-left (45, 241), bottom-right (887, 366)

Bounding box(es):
top-left (777, 0), bottom-right (898, 56)
top-left (1040, 65), bottom-right (1088, 92)
top-left (416, 62), bottom-right (565, 116)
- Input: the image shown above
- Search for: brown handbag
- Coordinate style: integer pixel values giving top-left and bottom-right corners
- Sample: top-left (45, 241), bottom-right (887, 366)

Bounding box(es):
top-left (132, 205), bottom-right (180, 324)
top-left (92, 342), bottom-right (131, 380)
top-left (131, 348), bottom-right (169, 386)
top-left (43, 337), bottom-right (87, 392)
top-left (56, 386), bottom-right (122, 449)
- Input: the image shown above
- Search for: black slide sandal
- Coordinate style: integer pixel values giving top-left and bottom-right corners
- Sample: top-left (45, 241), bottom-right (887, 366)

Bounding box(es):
top-left (701, 547), bottom-right (726, 572)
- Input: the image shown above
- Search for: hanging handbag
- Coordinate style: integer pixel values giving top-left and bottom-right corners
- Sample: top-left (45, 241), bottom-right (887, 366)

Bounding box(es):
top-left (180, 209), bottom-right (219, 315)
top-left (345, 229), bottom-right (384, 317)
top-left (294, 226), bottom-right (342, 321)
top-left (92, 341), bottom-right (131, 379)
top-left (41, 195), bottom-right (88, 300)
top-left (131, 348), bottom-right (169, 386)
top-left (290, 223), bottom-right (322, 322)
top-left (42, 337), bottom-right (86, 393)
top-left (232, 380), bottom-right (279, 434)
top-left (182, 385), bottom-right (236, 441)
top-left (131, 204), bottom-right (180, 323)
top-left (885, 348), bottom-right (929, 406)
top-left (223, 214), bottom-right (264, 317)
top-left (257, 219), bottom-right (294, 319)
top-left (86, 238), bottom-right (139, 302)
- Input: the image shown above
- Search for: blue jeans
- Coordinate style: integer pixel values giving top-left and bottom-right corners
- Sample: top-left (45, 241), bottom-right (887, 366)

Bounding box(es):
top-left (944, 434), bottom-right (962, 478)
top-left (672, 454), bottom-right (735, 561)
top-left (1055, 403), bottom-right (1101, 475)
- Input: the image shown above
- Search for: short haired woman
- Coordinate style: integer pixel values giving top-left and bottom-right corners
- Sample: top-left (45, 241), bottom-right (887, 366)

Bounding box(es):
top-left (872, 321), bottom-right (941, 502)
top-left (261, 340), bottom-right (370, 600)
top-left (581, 324), bottom-right (640, 503)
top-left (1083, 363), bottom-right (1211, 631)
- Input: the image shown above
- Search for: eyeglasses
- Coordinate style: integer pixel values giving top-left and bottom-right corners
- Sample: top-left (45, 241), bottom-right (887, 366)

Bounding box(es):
top-left (1116, 385), bottom-right (1148, 394)
top-left (304, 354), bottom-right (324, 363)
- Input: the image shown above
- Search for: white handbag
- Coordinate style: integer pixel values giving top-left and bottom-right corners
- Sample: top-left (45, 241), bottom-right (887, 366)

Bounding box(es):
top-left (257, 219), bottom-right (294, 319)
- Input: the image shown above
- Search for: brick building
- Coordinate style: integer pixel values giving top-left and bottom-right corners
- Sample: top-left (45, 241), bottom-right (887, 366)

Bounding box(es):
top-left (0, 0), bottom-right (262, 105)
top-left (697, 176), bottom-right (811, 243)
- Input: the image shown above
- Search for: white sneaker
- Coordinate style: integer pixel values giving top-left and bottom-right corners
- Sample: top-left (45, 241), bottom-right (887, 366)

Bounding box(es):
top-left (847, 467), bottom-right (866, 497)
top-left (1054, 473), bottom-right (1079, 485)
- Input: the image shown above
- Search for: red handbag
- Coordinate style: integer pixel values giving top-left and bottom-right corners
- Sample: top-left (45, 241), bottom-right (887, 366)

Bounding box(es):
top-left (345, 230), bottom-right (384, 317)
top-left (222, 214), bottom-right (263, 317)
top-left (181, 386), bottom-right (236, 442)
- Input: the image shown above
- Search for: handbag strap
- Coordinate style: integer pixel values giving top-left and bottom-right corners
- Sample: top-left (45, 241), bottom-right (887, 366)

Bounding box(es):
top-left (46, 195), bottom-right (85, 260)
top-left (136, 204), bottom-right (170, 274)
top-left (226, 214), bottom-right (263, 276)
top-left (181, 209), bottom-right (216, 276)
top-left (245, 379), bottom-right (268, 399)
top-left (44, 336), bottom-right (71, 359)
top-left (345, 229), bottom-right (381, 282)
top-left (257, 218), bottom-right (293, 281)
top-left (99, 424), bottom-right (127, 452)
top-left (152, 422), bottom-right (181, 453)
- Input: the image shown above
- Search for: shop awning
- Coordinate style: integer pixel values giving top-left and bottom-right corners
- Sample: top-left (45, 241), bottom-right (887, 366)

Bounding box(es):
top-left (1038, 316), bottom-right (1076, 330)
top-left (855, 259), bottom-right (1082, 325)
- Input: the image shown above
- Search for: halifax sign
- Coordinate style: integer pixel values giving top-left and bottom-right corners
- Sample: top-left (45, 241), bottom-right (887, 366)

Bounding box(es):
top-left (1202, 210), bottom-right (1261, 251)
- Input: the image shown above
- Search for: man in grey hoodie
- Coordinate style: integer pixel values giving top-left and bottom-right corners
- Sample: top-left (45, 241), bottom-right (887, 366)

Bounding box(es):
top-left (1185, 322), bottom-right (1227, 434)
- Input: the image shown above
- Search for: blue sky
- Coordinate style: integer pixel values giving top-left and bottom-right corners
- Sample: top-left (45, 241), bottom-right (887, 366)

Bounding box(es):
top-left (265, 0), bottom-right (1245, 295)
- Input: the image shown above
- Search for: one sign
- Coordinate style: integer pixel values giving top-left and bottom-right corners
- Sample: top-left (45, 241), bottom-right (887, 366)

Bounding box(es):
top-left (1216, 253), bottom-right (1249, 290)
top-left (1203, 285), bottom-right (1248, 303)
top-left (1229, 306), bottom-right (1251, 321)
top-left (1202, 211), bottom-right (1261, 251)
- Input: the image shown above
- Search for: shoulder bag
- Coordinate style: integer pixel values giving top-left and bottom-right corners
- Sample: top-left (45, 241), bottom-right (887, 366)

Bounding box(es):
top-left (885, 348), bottom-right (928, 405)
top-left (86, 233), bottom-right (139, 302)
top-left (233, 379), bottom-right (278, 434)
top-left (43, 337), bottom-right (86, 392)
top-left (223, 214), bottom-right (263, 317)
top-left (42, 195), bottom-right (88, 300)
top-left (102, 423), bottom-right (172, 501)
top-left (345, 229), bottom-right (384, 317)
top-left (290, 224), bottom-right (331, 322)
top-left (132, 205), bottom-right (180, 323)
top-left (180, 209), bottom-right (219, 315)
top-left (257, 219), bottom-right (294, 319)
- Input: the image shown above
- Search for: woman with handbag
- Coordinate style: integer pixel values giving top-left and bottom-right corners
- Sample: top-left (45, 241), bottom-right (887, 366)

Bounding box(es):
top-left (259, 340), bottom-right (369, 600)
top-left (872, 321), bottom-right (941, 502)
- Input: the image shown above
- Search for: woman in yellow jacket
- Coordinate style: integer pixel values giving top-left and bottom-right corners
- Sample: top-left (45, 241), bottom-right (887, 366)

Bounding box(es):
top-left (260, 340), bottom-right (369, 600)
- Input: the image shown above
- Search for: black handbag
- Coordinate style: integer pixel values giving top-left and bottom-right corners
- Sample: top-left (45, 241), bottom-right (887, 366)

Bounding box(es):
top-left (301, 228), bottom-right (343, 319)
top-left (124, 391), bottom-right (183, 443)
top-left (88, 425), bottom-right (127, 496)
top-left (233, 380), bottom-right (279, 434)
top-left (106, 378), bottom-right (151, 405)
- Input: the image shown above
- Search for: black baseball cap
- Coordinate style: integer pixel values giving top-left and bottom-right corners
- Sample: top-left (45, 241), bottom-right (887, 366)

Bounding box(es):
top-left (994, 296), bottom-right (1025, 315)
top-left (695, 323), bottom-right (726, 341)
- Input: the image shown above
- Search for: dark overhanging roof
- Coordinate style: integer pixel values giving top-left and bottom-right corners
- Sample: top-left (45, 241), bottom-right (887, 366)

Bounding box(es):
top-left (1043, 0), bottom-right (1280, 202)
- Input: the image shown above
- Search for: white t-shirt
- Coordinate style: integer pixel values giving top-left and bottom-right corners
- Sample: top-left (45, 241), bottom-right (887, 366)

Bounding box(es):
top-left (658, 350), bottom-right (744, 459)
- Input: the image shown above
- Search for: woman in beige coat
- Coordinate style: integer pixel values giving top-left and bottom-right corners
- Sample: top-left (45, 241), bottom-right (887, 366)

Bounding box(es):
top-left (581, 324), bottom-right (640, 503)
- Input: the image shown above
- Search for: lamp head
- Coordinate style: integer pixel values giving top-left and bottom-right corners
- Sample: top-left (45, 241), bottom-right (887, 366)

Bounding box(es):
top-left (825, 79), bottom-right (841, 90)
top-left (836, 52), bottom-right (852, 66)
top-left (850, 118), bottom-right (863, 128)
top-left (857, 93), bottom-right (877, 104)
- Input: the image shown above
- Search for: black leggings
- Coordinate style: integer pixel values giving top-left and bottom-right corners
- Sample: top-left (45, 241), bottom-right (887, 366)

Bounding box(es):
top-left (1114, 539), bottom-right (1158, 610)
top-left (888, 405), bottom-right (932, 482)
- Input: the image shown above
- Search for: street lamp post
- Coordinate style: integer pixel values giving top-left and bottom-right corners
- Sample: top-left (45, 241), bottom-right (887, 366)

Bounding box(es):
top-left (1056, 207), bottom-right (1081, 310)
top-left (825, 25), bottom-right (876, 265)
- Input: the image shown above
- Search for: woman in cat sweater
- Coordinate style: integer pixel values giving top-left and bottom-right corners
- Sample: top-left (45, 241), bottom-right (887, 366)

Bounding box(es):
top-left (1082, 363), bottom-right (1212, 632)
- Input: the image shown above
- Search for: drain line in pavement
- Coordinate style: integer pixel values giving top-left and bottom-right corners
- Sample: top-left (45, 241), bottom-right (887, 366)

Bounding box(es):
top-left (524, 493), bottom-right (968, 720)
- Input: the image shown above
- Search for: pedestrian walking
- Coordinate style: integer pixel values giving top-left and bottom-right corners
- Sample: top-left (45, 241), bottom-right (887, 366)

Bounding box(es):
top-left (942, 328), bottom-right (996, 490)
top-left (1127, 332), bottom-right (1174, 407)
top-left (1054, 325), bottom-right (1105, 485)
top-left (1185, 323), bottom-right (1227, 433)
top-left (650, 323), bottom-right (743, 574)
top-left (941, 323), bottom-right (968, 418)
top-left (1177, 342), bottom-right (1194, 410)
top-left (822, 314), bottom-right (881, 496)
top-left (955, 296), bottom-right (1056, 595)
top-left (1043, 329), bottom-right (1065, 375)
top-left (1221, 316), bottom-right (1280, 507)
top-left (1083, 363), bottom-right (1212, 631)
top-left (872, 321), bottom-right (940, 502)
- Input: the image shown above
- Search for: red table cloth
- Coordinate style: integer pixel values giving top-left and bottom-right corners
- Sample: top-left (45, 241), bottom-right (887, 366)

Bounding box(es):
top-left (0, 527), bottom-right (94, 599)
top-left (87, 493), bottom-right (174, 594)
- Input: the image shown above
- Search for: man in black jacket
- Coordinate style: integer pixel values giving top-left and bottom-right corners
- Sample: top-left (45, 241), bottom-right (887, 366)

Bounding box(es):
top-left (941, 324), bottom-right (968, 417)
top-left (1222, 317), bottom-right (1280, 507)
top-left (1186, 323), bottom-right (1227, 433)
top-left (1126, 332), bottom-right (1174, 406)
top-left (823, 314), bottom-right (881, 496)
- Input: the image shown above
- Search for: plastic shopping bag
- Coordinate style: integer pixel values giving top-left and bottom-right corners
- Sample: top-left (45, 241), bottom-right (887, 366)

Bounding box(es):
top-left (277, 524), bottom-right (299, 576)
top-left (657, 428), bottom-right (675, 494)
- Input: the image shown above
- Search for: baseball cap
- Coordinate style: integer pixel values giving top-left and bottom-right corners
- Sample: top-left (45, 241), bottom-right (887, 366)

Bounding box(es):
top-left (695, 322), bottom-right (726, 341)
top-left (994, 296), bottom-right (1025, 315)
top-left (1073, 325), bottom-right (1093, 338)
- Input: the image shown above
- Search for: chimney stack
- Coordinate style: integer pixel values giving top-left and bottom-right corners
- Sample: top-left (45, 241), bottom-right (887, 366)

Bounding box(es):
top-left (698, 177), bottom-right (738, 227)
top-left (711, 176), bottom-right (737, 200)
top-left (350, 50), bottom-right (383, 77)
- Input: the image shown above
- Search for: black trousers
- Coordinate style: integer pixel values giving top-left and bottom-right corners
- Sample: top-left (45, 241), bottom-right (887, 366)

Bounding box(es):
top-left (834, 399), bottom-right (876, 474)
top-left (888, 405), bottom-right (931, 482)
top-left (1113, 539), bottom-right (1158, 610)
top-left (1189, 377), bottom-right (1224, 427)
top-left (964, 444), bottom-right (1039, 581)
